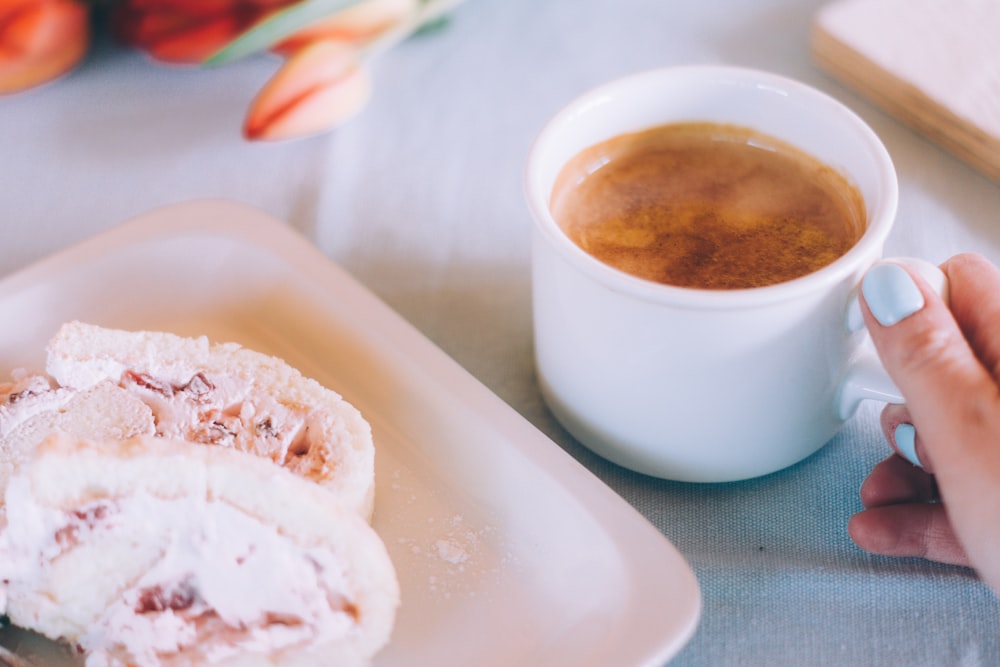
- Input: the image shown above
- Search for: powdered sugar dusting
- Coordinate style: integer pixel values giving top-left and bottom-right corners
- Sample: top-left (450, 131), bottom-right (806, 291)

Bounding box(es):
top-left (379, 462), bottom-right (518, 605)
top-left (435, 537), bottom-right (468, 566)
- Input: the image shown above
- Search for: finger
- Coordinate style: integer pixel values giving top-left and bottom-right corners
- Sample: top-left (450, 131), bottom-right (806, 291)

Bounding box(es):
top-left (861, 259), bottom-right (1000, 583)
top-left (859, 453), bottom-right (938, 508)
top-left (880, 404), bottom-right (931, 472)
top-left (942, 253), bottom-right (1000, 382)
top-left (880, 402), bottom-right (912, 439)
top-left (860, 261), bottom-right (1000, 471)
top-left (848, 503), bottom-right (970, 567)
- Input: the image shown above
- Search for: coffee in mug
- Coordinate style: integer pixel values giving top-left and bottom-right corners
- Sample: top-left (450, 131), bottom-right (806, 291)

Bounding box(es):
top-left (526, 66), bottom-right (943, 482)
top-left (549, 122), bottom-right (867, 289)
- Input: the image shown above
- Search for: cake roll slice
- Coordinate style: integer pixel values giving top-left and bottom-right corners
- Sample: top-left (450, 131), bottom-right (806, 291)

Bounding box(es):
top-left (45, 321), bottom-right (375, 519)
top-left (0, 433), bottom-right (399, 667)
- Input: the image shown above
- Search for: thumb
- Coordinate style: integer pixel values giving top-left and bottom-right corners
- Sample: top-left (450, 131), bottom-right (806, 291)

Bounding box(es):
top-left (860, 259), bottom-right (995, 470)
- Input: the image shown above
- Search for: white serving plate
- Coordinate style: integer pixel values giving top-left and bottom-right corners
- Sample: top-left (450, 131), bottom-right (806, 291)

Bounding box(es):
top-left (0, 200), bottom-right (700, 666)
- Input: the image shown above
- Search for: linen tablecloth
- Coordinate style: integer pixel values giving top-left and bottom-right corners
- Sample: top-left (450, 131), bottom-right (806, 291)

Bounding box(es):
top-left (3, 0), bottom-right (1000, 663)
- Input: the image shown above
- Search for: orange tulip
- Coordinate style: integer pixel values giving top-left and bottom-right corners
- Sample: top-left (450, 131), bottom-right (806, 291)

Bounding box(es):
top-left (245, 0), bottom-right (432, 141)
top-left (243, 39), bottom-right (370, 141)
top-left (106, 0), bottom-right (462, 140)
top-left (0, 0), bottom-right (89, 94)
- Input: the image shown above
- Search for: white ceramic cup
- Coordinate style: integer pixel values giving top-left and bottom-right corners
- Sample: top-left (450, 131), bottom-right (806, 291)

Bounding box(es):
top-left (526, 65), bottom-right (941, 483)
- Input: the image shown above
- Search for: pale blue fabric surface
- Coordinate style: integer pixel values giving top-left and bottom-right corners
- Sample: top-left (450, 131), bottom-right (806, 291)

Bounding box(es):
top-left (622, 403), bottom-right (1000, 665)
top-left (2, 0), bottom-right (1000, 664)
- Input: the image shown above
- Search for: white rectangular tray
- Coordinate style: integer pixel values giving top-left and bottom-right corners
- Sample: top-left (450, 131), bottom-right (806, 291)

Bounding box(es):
top-left (0, 200), bottom-right (700, 666)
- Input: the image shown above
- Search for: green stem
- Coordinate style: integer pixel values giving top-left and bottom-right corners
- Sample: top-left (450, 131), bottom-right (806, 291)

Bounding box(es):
top-left (206, 0), bottom-right (465, 66)
top-left (357, 0), bottom-right (465, 62)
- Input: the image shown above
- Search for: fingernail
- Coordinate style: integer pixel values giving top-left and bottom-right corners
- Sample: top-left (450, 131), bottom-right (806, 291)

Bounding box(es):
top-left (894, 422), bottom-right (922, 467)
top-left (862, 263), bottom-right (925, 326)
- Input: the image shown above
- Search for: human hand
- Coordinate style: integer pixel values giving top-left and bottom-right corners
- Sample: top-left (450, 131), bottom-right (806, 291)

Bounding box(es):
top-left (848, 253), bottom-right (1000, 593)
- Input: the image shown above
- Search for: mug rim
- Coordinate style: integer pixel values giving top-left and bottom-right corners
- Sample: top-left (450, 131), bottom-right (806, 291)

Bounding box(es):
top-left (524, 64), bottom-right (899, 309)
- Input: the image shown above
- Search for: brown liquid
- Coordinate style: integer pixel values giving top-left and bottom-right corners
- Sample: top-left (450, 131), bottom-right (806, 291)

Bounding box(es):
top-left (550, 122), bottom-right (866, 289)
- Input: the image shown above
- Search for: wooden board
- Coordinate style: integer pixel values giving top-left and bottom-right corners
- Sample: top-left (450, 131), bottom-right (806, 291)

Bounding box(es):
top-left (811, 0), bottom-right (1000, 184)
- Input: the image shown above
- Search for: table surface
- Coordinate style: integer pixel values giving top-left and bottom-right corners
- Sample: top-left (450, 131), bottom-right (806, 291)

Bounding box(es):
top-left (3, 0), bottom-right (1000, 664)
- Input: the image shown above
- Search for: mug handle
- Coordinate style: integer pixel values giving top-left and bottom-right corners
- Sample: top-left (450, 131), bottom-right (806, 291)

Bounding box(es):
top-left (837, 258), bottom-right (949, 420)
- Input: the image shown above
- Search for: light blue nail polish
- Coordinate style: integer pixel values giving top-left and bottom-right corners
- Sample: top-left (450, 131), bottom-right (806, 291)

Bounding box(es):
top-left (895, 423), bottom-right (922, 467)
top-left (862, 263), bottom-right (925, 326)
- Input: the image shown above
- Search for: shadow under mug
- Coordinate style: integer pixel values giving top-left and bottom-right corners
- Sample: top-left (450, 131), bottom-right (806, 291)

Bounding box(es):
top-left (525, 65), bottom-right (940, 482)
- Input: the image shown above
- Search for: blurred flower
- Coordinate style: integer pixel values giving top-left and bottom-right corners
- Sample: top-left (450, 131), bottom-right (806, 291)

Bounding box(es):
top-left (111, 0), bottom-right (292, 64)
top-left (2, 0), bottom-right (465, 140)
top-left (244, 39), bottom-right (370, 141)
top-left (115, 0), bottom-right (465, 140)
top-left (0, 0), bottom-right (90, 94)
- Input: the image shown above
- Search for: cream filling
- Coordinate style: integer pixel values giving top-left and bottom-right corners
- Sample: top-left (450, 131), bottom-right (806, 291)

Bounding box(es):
top-left (3, 365), bottom-right (331, 480)
top-left (0, 480), bottom-right (359, 667)
top-left (117, 370), bottom-right (321, 468)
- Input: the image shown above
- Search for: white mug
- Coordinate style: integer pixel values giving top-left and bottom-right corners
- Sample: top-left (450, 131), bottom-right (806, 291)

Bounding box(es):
top-left (526, 65), bottom-right (942, 482)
